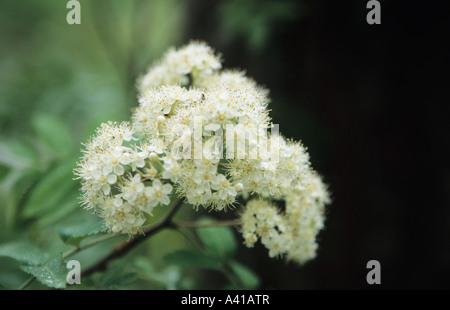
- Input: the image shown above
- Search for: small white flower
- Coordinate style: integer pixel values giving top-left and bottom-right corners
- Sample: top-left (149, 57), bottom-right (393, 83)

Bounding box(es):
top-left (122, 174), bottom-right (145, 203)
top-left (162, 156), bottom-right (182, 181)
top-left (101, 147), bottom-right (130, 176)
top-left (211, 174), bottom-right (236, 200)
top-left (147, 179), bottom-right (173, 207)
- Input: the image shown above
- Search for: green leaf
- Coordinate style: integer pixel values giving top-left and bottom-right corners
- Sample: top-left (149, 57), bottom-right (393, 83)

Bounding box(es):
top-left (21, 159), bottom-right (77, 219)
top-left (21, 255), bottom-right (68, 289)
top-left (99, 262), bottom-right (138, 290)
top-left (101, 272), bottom-right (138, 290)
top-left (57, 219), bottom-right (106, 246)
top-left (163, 249), bottom-right (223, 271)
top-left (31, 113), bottom-right (72, 153)
top-left (196, 218), bottom-right (237, 260)
top-left (0, 140), bottom-right (37, 170)
top-left (35, 189), bottom-right (80, 226)
top-left (0, 241), bottom-right (48, 266)
top-left (134, 257), bottom-right (181, 289)
top-left (229, 261), bottom-right (260, 289)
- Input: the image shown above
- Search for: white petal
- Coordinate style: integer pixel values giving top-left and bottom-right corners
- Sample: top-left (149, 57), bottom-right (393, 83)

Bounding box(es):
top-left (138, 151), bottom-right (147, 159)
top-left (113, 197), bottom-right (123, 207)
top-left (123, 131), bottom-right (134, 141)
top-left (132, 174), bottom-right (141, 182)
top-left (120, 154), bottom-right (132, 165)
top-left (122, 203), bottom-right (131, 213)
top-left (126, 214), bottom-right (135, 224)
top-left (136, 183), bottom-right (145, 193)
top-left (103, 165), bottom-right (113, 176)
top-left (102, 184), bottom-right (111, 195)
top-left (136, 158), bottom-right (145, 168)
top-left (114, 164), bottom-right (124, 176)
top-left (162, 183), bottom-right (173, 194)
top-left (107, 174), bottom-right (117, 184)
top-left (229, 187), bottom-right (237, 196)
top-left (152, 179), bottom-right (162, 188)
top-left (161, 195), bottom-right (170, 205)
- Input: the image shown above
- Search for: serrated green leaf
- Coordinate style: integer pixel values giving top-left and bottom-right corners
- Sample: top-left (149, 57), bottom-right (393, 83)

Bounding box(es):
top-left (196, 217), bottom-right (237, 260)
top-left (21, 255), bottom-right (68, 289)
top-left (229, 261), bottom-right (260, 289)
top-left (57, 219), bottom-right (106, 246)
top-left (101, 272), bottom-right (138, 290)
top-left (0, 241), bottom-right (48, 266)
top-left (163, 249), bottom-right (223, 271)
top-left (22, 159), bottom-right (77, 219)
top-left (32, 113), bottom-right (72, 153)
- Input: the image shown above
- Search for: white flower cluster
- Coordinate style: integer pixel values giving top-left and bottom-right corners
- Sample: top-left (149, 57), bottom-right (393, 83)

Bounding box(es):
top-left (76, 41), bottom-right (330, 264)
top-left (75, 121), bottom-right (173, 235)
top-left (138, 42), bottom-right (222, 91)
top-left (241, 173), bottom-right (330, 264)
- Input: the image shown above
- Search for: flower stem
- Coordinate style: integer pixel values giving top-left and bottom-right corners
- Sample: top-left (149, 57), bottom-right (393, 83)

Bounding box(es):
top-left (172, 219), bottom-right (243, 229)
top-left (18, 276), bottom-right (35, 290)
top-left (18, 199), bottom-right (241, 289)
top-left (18, 199), bottom-right (182, 290)
top-left (62, 233), bottom-right (117, 258)
top-left (81, 198), bottom-right (183, 278)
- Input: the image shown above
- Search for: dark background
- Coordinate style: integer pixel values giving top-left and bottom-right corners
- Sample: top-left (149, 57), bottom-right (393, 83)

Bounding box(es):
top-left (0, 0), bottom-right (448, 289)
top-left (182, 0), bottom-right (449, 289)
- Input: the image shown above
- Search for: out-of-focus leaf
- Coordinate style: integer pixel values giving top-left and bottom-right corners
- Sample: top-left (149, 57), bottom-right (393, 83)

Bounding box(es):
top-left (21, 159), bottom-right (76, 219)
top-left (21, 255), bottom-right (68, 289)
top-left (134, 257), bottom-right (181, 290)
top-left (163, 249), bottom-right (223, 271)
top-left (229, 260), bottom-right (260, 289)
top-left (99, 262), bottom-right (138, 290)
top-left (0, 140), bottom-right (37, 170)
top-left (35, 189), bottom-right (80, 226)
top-left (104, 272), bottom-right (138, 290)
top-left (0, 241), bottom-right (48, 266)
top-left (57, 219), bottom-right (106, 246)
top-left (196, 217), bottom-right (237, 261)
top-left (219, 0), bottom-right (303, 50)
top-left (31, 113), bottom-right (72, 154)
top-left (0, 165), bottom-right (9, 182)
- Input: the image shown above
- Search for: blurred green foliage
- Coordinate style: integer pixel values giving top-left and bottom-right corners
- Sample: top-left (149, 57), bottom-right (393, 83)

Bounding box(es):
top-left (0, 0), bottom-right (280, 290)
top-left (218, 0), bottom-right (304, 51)
top-left (0, 0), bottom-right (185, 289)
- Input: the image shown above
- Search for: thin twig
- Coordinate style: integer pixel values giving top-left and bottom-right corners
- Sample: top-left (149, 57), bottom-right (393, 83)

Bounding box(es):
top-left (81, 198), bottom-right (183, 278)
top-left (18, 276), bottom-right (35, 290)
top-left (172, 219), bottom-right (243, 229)
top-left (62, 234), bottom-right (116, 259)
top-left (19, 199), bottom-right (242, 289)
